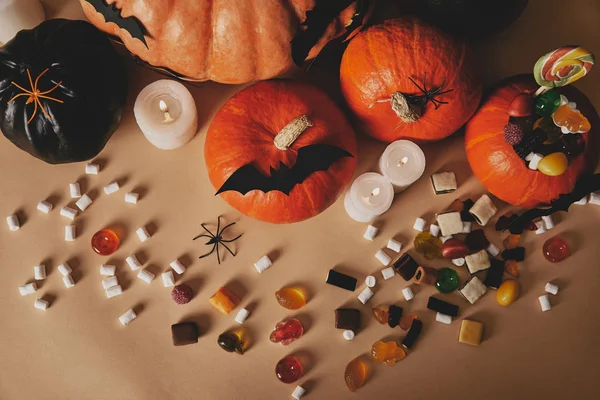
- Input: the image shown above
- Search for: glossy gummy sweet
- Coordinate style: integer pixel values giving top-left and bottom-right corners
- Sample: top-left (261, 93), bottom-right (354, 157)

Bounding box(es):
top-left (275, 288), bottom-right (306, 310)
top-left (270, 318), bottom-right (304, 345)
top-left (414, 232), bottom-right (442, 260)
top-left (435, 268), bottom-right (460, 293)
top-left (537, 152), bottom-right (569, 176)
top-left (496, 280), bottom-right (520, 306)
top-left (217, 330), bottom-right (247, 354)
top-left (372, 304), bottom-right (389, 325)
top-left (345, 357), bottom-right (367, 392)
top-left (91, 228), bottom-right (120, 256)
top-left (535, 89), bottom-right (561, 116)
top-left (543, 236), bottom-right (570, 262)
top-left (371, 340), bottom-right (406, 366)
top-left (552, 105), bottom-right (591, 133)
top-left (276, 356), bottom-right (303, 384)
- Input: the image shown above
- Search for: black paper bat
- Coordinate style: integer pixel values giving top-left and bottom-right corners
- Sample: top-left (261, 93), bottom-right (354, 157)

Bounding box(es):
top-left (215, 144), bottom-right (353, 196)
top-left (508, 173), bottom-right (600, 234)
top-left (84, 0), bottom-right (148, 48)
top-left (291, 0), bottom-right (368, 67)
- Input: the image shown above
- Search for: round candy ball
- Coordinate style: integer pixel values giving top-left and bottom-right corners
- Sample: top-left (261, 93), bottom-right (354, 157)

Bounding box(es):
top-left (171, 284), bottom-right (194, 305)
top-left (496, 280), bottom-right (520, 306)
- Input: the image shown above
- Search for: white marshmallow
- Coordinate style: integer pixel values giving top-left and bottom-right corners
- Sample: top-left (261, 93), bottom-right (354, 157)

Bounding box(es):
top-left (462, 222), bottom-right (472, 233)
top-left (365, 275), bottom-right (376, 287)
top-left (375, 249), bottom-right (391, 266)
top-left (486, 243), bottom-right (500, 257)
top-left (126, 255), bottom-right (142, 271)
top-left (102, 276), bottom-right (119, 289)
top-left (63, 275), bottom-right (75, 288)
top-left (125, 192), bottom-right (139, 204)
top-left (235, 308), bottom-right (250, 324)
top-left (343, 330), bottom-right (355, 341)
top-left (58, 263), bottom-right (72, 276)
top-left (542, 215), bottom-right (555, 230)
top-left (37, 200), bottom-right (53, 214)
top-left (75, 194), bottom-right (93, 211)
top-left (65, 225), bottom-right (76, 241)
top-left (34, 265), bottom-right (46, 280)
top-left (413, 217), bottom-right (426, 232)
top-left (85, 163), bottom-right (99, 175)
top-left (6, 214), bottom-right (19, 231)
top-left (34, 298), bottom-right (49, 311)
top-left (538, 294), bottom-right (552, 312)
top-left (69, 183), bottom-right (81, 199)
top-left (381, 267), bottom-right (395, 280)
top-left (436, 312), bottom-right (452, 325)
top-left (170, 259), bottom-right (186, 275)
top-left (253, 255), bottom-right (272, 273)
top-left (357, 287), bottom-right (374, 304)
top-left (60, 206), bottom-right (78, 221)
top-left (161, 271), bottom-right (175, 288)
top-left (525, 152), bottom-right (535, 161)
top-left (104, 182), bottom-right (120, 195)
top-left (441, 235), bottom-right (453, 244)
top-left (119, 309), bottom-right (137, 326)
top-left (387, 239), bottom-right (402, 253)
top-left (528, 153), bottom-right (543, 170)
top-left (535, 221), bottom-right (547, 235)
top-left (545, 282), bottom-right (559, 295)
top-left (590, 192), bottom-right (600, 205)
top-left (292, 386), bottom-right (307, 400)
top-left (137, 268), bottom-right (155, 284)
top-left (106, 285), bottom-right (123, 298)
top-left (429, 224), bottom-right (440, 237)
top-left (136, 226), bottom-right (151, 242)
top-left (573, 196), bottom-right (588, 205)
top-left (363, 225), bottom-right (379, 241)
top-left (100, 264), bottom-right (116, 276)
top-left (19, 282), bottom-right (37, 296)
top-left (402, 286), bottom-right (414, 301)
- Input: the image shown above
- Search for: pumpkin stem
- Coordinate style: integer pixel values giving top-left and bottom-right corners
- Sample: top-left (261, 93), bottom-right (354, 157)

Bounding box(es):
top-left (274, 115), bottom-right (313, 150)
top-left (390, 92), bottom-right (421, 123)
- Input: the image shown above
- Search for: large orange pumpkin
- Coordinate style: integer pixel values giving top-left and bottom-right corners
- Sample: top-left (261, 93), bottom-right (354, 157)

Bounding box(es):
top-left (79, 0), bottom-right (370, 84)
top-left (465, 74), bottom-right (599, 207)
top-left (205, 80), bottom-right (357, 224)
top-left (339, 17), bottom-right (482, 143)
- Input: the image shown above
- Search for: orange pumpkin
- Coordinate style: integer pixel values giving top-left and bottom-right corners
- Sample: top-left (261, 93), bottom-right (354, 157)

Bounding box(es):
top-left (79, 0), bottom-right (370, 84)
top-left (205, 80), bottom-right (357, 224)
top-left (465, 74), bottom-right (599, 207)
top-left (339, 17), bottom-right (482, 143)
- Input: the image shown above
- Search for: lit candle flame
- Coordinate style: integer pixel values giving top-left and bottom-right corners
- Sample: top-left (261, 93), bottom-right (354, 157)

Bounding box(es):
top-left (159, 100), bottom-right (174, 123)
top-left (397, 156), bottom-right (409, 167)
top-left (371, 187), bottom-right (380, 196)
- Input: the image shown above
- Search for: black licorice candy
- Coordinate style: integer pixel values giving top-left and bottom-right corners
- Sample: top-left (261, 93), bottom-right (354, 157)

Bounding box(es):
top-left (393, 253), bottom-right (419, 281)
top-left (501, 247), bottom-right (526, 262)
top-left (460, 199), bottom-right (475, 222)
top-left (326, 269), bottom-right (357, 291)
top-left (335, 308), bottom-right (360, 330)
top-left (427, 296), bottom-right (459, 317)
top-left (484, 259), bottom-right (504, 289)
top-left (387, 305), bottom-right (403, 328)
top-left (401, 318), bottom-right (423, 349)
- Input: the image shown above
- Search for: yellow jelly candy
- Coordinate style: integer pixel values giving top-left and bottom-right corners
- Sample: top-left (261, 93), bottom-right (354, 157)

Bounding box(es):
top-left (537, 152), bottom-right (568, 176)
top-left (496, 280), bottom-right (520, 306)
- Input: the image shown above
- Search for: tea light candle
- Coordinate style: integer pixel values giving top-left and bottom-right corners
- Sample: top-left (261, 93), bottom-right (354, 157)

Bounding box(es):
top-left (344, 172), bottom-right (394, 222)
top-left (0, 0), bottom-right (45, 44)
top-left (379, 140), bottom-right (426, 192)
top-left (133, 79), bottom-right (198, 150)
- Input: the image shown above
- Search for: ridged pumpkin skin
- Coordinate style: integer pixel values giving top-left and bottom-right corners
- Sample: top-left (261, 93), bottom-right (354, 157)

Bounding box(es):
top-left (339, 17), bottom-right (482, 143)
top-left (465, 74), bottom-right (599, 207)
top-left (205, 80), bottom-right (358, 224)
top-left (80, 0), bottom-right (365, 84)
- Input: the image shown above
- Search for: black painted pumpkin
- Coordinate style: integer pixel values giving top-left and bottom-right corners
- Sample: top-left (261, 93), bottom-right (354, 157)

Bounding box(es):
top-left (0, 19), bottom-right (127, 164)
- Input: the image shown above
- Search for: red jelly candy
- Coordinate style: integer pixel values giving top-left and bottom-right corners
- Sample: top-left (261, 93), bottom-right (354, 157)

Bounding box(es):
top-left (91, 229), bottom-right (120, 255)
top-left (270, 318), bottom-right (304, 345)
top-left (508, 92), bottom-right (535, 117)
top-left (275, 356), bottom-right (303, 383)
top-left (543, 236), bottom-right (570, 263)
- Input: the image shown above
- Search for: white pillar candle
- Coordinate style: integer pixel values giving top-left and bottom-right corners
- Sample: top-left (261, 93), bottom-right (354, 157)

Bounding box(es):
top-left (134, 79), bottom-right (198, 150)
top-left (0, 0), bottom-right (45, 44)
top-left (344, 172), bottom-right (394, 222)
top-left (379, 140), bottom-right (426, 192)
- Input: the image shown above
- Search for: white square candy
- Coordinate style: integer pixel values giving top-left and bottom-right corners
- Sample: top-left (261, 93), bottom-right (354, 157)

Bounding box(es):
top-left (387, 239), bottom-right (402, 253)
top-left (106, 285), bottom-right (123, 298)
top-left (58, 263), bottom-right (72, 276)
top-left (102, 276), bottom-right (119, 289)
top-left (136, 226), bottom-right (151, 242)
top-left (119, 309), bottom-right (137, 326)
top-left (85, 163), bottom-right (100, 175)
top-left (75, 194), bottom-right (93, 211)
top-left (528, 153), bottom-right (543, 170)
top-left (381, 267), bottom-right (395, 280)
top-left (402, 286), bottom-right (414, 301)
top-left (34, 265), bottom-right (46, 280)
top-left (63, 275), bottom-right (75, 288)
top-left (69, 183), bottom-right (81, 199)
top-left (573, 196), bottom-right (588, 205)
top-left (60, 206), bottom-right (78, 221)
top-left (34, 298), bottom-right (49, 311)
top-left (19, 282), bottom-right (37, 296)
top-left (437, 212), bottom-right (463, 236)
top-left (535, 221), bottom-right (547, 235)
top-left (126, 255), bottom-right (142, 271)
top-left (104, 182), bottom-right (120, 195)
top-left (100, 264), bottom-right (116, 276)
top-left (7, 214), bottom-right (19, 231)
top-left (357, 287), bottom-right (374, 304)
top-left (486, 243), bottom-right (500, 257)
top-left (137, 268), bottom-right (155, 284)
top-left (254, 255), bottom-right (272, 273)
top-left (465, 250), bottom-right (491, 274)
top-left (590, 192), bottom-right (600, 205)
top-left (170, 259), bottom-right (186, 275)
top-left (161, 271), bottom-right (175, 287)
top-left (65, 225), bottom-right (76, 241)
top-left (430, 172), bottom-right (457, 195)
top-left (545, 282), bottom-right (559, 295)
top-left (413, 217), bottom-right (426, 232)
top-left (462, 222), bottom-right (472, 233)
top-left (363, 225), bottom-right (379, 241)
top-left (539, 294), bottom-right (551, 312)
top-left (125, 192), bottom-right (139, 204)
top-left (37, 200), bottom-right (53, 214)
top-left (375, 250), bottom-right (391, 266)
top-left (459, 276), bottom-right (487, 304)
top-left (235, 308), bottom-right (250, 324)
top-left (436, 312), bottom-right (452, 325)
top-left (542, 215), bottom-right (555, 230)
top-left (429, 224), bottom-right (440, 237)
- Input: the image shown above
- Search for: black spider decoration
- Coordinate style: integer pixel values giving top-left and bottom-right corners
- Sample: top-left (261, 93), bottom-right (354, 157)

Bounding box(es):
top-left (193, 216), bottom-right (242, 264)
top-left (405, 72), bottom-right (454, 110)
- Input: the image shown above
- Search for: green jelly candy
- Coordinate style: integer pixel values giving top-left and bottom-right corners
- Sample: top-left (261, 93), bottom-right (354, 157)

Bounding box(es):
top-left (535, 90), bottom-right (561, 116)
top-left (414, 232), bottom-right (442, 260)
top-left (435, 268), bottom-right (460, 293)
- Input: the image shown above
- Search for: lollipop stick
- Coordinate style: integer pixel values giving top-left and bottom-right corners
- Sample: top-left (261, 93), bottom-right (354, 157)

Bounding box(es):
top-left (534, 86), bottom-right (549, 98)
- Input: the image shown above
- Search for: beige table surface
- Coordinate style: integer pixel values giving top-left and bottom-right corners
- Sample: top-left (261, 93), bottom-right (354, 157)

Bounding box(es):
top-left (1, 1), bottom-right (600, 399)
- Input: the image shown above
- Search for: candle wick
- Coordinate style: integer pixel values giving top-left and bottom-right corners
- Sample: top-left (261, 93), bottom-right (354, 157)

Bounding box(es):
top-left (159, 100), bottom-right (174, 123)
top-left (397, 156), bottom-right (409, 167)
top-left (371, 188), bottom-right (380, 197)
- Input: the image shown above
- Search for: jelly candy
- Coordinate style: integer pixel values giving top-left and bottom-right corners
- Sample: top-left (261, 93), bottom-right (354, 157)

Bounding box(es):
top-left (504, 260), bottom-right (520, 278)
top-left (270, 318), bottom-right (304, 345)
top-left (535, 89), bottom-right (561, 116)
top-left (413, 232), bottom-right (442, 260)
top-left (91, 228), bottom-right (120, 256)
top-left (209, 286), bottom-right (240, 315)
top-left (275, 288), bottom-right (306, 310)
top-left (534, 46), bottom-right (594, 88)
top-left (503, 234), bottom-right (521, 250)
top-left (543, 236), bottom-right (570, 262)
top-left (435, 268), bottom-right (460, 294)
top-left (560, 134), bottom-right (585, 159)
top-left (345, 357), bottom-right (367, 392)
top-left (371, 340), bottom-right (406, 366)
top-left (504, 122), bottom-right (524, 145)
top-left (537, 152), bottom-right (569, 176)
top-left (552, 104), bottom-right (591, 133)
top-left (537, 116), bottom-right (563, 143)
top-left (508, 92), bottom-right (535, 117)
top-left (399, 313), bottom-right (417, 330)
top-left (372, 304), bottom-right (389, 324)
top-left (464, 229), bottom-right (489, 252)
top-left (217, 330), bottom-right (247, 354)
top-left (441, 238), bottom-right (469, 259)
top-left (276, 356), bottom-right (303, 384)
top-left (513, 128), bottom-right (548, 160)
top-left (496, 280), bottom-right (519, 306)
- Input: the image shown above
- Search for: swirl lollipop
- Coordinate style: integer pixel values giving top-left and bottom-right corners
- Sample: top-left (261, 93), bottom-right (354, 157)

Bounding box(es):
top-left (534, 46), bottom-right (594, 88)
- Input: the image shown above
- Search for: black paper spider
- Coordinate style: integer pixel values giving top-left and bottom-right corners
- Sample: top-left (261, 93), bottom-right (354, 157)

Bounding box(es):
top-left (193, 216), bottom-right (242, 264)
top-left (405, 72), bottom-right (454, 110)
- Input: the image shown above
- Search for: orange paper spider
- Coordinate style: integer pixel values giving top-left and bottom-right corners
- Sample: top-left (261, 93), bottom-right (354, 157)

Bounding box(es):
top-left (8, 68), bottom-right (64, 124)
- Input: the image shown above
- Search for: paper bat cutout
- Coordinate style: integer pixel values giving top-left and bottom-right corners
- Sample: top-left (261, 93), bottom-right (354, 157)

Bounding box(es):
top-left (291, 0), bottom-right (366, 67)
top-left (84, 0), bottom-right (148, 48)
top-left (508, 172), bottom-right (600, 234)
top-left (215, 144), bottom-right (353, 196)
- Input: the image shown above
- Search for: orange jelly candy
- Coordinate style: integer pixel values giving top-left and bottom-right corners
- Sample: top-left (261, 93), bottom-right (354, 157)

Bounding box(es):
top-left (209, 287), bottom-right (240, 315)
top-left (275, 288), bottom-right (306, 310)
top-left (552, 105), bottom-right (591, 133)
top-left (371, 340), bottom-right (406, 366)
top-left (503, 234), bottom-right (521, 250)
top-left (372, 304), bottom-right (389, 324)
top-left (91, 229), bottom-right (120, 256)
top-left (399, 314), bottom-right (417, 331)
top-left (345, 357), bottom-right (367, 392)
top-left (504, 260), bottom-right (520, 278)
